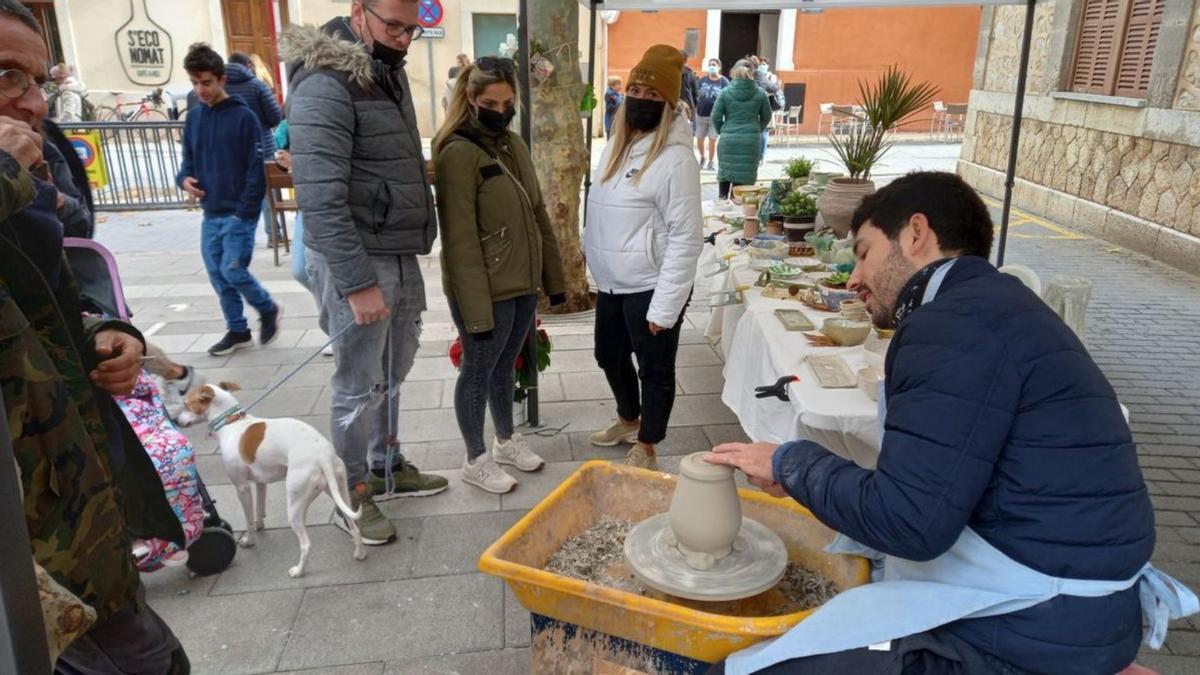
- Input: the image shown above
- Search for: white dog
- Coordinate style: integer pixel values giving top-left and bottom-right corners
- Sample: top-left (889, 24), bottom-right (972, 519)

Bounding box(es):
top-left (180, 383), bottom-right (365, 577)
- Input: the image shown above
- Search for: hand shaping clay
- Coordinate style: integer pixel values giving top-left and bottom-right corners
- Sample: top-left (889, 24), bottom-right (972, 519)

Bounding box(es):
top-left (669, 452), bottom-right (743, 570)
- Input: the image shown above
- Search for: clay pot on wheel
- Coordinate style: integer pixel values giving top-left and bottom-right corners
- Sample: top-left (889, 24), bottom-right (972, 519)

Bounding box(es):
top-left (668, 452), bottom-right (742, 570)
top-left (817, 178), bottom-right (876, 238)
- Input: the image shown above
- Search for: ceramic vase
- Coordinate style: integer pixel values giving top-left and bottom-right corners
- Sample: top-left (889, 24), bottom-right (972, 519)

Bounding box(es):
top-left (817, 178), bottom-right (876, 238)
top-left (668, 452), bottom-right (742, 570)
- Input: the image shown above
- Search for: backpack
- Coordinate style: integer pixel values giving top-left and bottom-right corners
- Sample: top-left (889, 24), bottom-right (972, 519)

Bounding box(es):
top-left (770, 87), bottom-right (785, 112)
top-left (80, 95), bottom-right (97, 122)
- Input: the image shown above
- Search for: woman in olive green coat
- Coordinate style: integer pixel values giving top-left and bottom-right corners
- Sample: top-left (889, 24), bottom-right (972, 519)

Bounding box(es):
top-left (712, 65), bottom-right (773, 198)
top-left (433, 58), bottom-right (566, 495)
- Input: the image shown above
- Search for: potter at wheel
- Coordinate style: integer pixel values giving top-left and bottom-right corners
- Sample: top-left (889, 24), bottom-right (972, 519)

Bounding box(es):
top-left (624, 452), bottom-right (788, 602)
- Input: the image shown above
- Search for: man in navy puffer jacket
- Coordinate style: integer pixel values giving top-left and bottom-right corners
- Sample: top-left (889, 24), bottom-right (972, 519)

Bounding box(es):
top-left (710, 172), bottom-right (1157, 674)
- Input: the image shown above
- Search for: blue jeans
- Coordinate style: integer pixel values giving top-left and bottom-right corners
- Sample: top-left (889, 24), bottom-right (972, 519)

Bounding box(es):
top-left (201, 214), bottom-right (275, 333)
top-left (760, 130), bottom-right (769, 160)
top-left (290, 212), bottom-right (309, 289)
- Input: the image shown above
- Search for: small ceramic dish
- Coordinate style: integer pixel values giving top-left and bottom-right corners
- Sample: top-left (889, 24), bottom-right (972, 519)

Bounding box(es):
top-left (821, 318), bottom-right (872, 347)
top-left (856, 367), bottom-right (885, 401)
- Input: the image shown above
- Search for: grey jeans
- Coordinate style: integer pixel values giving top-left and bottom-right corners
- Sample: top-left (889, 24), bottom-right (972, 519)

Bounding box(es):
top-left (448, 294), bottom-right (537, 460)
top-left (306, 249), bottom-right (425, 486)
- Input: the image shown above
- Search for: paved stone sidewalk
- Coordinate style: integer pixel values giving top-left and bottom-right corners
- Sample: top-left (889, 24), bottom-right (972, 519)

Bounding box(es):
top-left (97, 167), bottom-right (1198, 673)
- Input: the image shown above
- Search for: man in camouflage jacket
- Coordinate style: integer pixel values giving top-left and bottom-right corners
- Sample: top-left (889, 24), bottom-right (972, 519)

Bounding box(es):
top-left (0, 146), bottom-right (187, 671)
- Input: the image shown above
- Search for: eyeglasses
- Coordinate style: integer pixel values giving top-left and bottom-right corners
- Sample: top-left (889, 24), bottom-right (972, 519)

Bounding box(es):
top-left (0, 69), bottom-right (35, 100)
top-left (363, 4), bottom-right (424, 40)
top-left (475, 57), bottom-right (515, 75)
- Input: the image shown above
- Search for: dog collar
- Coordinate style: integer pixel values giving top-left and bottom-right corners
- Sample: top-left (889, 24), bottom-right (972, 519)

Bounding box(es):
top-left (208, 407), bottom-right (246, 434)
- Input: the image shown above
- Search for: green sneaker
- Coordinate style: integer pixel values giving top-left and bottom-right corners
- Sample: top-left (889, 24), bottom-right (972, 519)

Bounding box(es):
top-left (368, 460), bottom-right (450, 500)
top-left (336, 484), bottom-right (395, 546)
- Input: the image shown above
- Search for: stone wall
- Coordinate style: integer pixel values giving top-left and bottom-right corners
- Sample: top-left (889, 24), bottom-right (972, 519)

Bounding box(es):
top-left (967, 111), bottom-right (1199, 236)
top-left (980, 3), bottom-right (1057, 95)
top-left (1177, 3), bottom-right (1200, 110)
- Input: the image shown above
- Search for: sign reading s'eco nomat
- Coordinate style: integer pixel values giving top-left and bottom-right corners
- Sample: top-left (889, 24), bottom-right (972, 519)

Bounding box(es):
top-left (115, 0), bottom-right (174, 87)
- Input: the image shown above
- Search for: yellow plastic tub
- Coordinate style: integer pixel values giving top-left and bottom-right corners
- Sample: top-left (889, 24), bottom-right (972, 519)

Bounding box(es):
top-left (478, 461), bottom-right (869, 664)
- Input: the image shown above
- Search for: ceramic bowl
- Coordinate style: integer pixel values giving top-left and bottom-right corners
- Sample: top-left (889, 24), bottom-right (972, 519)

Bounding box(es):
top-left (857, 367), bottom-right (885, 401)
top-left (862, 335), bottom-right (890, 370)
top-left (819, 285), bottom-right (858, 311)
top-left (821, 318), bottom-right (872, 346)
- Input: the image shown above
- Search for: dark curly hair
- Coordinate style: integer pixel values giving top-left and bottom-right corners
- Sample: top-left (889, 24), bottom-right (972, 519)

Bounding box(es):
top-left (184, 43), bottom-right (225, 79)
top-left (850, 172), bottom-right (993, 258)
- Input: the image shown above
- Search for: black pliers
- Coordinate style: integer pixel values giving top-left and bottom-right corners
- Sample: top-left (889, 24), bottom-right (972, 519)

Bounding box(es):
top-left (755, 375), bottom-right (799, 402)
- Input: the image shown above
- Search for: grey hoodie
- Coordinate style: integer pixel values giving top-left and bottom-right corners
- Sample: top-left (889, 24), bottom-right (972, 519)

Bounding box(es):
top-left (280, 19), bottom-right (436, 296)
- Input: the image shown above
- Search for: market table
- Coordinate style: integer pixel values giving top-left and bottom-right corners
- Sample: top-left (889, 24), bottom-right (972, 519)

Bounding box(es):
top-left (699, 203), bottom-right (883, 469)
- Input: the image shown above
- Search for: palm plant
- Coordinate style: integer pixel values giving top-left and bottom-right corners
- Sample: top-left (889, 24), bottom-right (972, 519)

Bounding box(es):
top-left (829, 65), bottom-right (939, 180)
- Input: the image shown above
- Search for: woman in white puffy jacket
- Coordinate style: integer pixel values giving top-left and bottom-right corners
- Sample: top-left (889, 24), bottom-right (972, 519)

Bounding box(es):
top-left (583, 45), bottom-right (703, 470)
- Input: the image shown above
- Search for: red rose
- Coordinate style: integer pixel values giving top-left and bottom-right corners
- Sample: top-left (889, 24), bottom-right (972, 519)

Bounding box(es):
top-left (448, 338), bottom-right (463, 369)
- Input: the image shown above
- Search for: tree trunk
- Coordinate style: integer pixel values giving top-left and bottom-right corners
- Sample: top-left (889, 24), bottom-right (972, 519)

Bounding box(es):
top-left (528, 0), bottom-right (593, 313)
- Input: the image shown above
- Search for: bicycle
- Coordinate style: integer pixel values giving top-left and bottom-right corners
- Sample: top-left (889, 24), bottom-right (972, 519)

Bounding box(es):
top-left (94, 88), bottom-right (170, 123)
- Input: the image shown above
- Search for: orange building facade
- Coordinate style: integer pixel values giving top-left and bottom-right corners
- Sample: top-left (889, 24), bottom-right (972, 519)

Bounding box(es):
top-left (606, 6), bottom-right (981, 135)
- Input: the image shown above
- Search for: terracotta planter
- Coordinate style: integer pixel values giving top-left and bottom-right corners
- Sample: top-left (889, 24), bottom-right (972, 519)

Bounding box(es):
top-left (818, 178), bottom-right (876, 238)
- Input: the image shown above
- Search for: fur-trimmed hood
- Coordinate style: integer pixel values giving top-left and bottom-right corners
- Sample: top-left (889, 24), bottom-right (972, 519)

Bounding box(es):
top-left (279, 21), bottom-right (373, 88)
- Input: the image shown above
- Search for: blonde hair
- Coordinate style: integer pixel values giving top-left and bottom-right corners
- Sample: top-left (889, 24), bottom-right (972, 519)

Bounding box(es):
top-left (731, 66), bottom-right (752, 80)
top-left (432, 62), bottom-right (520, 158)
top-left (607, 76), bottom-right (622, 87)
top-left (250, 53), bottom-right (276, 91)
top-left (600, 101), bottom-right (676, 185)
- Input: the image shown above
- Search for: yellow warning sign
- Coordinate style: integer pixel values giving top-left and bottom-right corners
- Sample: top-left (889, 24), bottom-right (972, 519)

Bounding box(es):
top-left (66, 131), bottom-right (109, 190)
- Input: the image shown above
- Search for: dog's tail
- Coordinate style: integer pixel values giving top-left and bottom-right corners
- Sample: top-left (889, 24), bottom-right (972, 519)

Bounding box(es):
top-left (321, 456), bottom-right (362, 521)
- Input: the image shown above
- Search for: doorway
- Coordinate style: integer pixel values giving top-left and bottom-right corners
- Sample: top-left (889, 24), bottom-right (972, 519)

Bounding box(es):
top-left (221, 0), bottom-right (281, 83)
top-left (20, 0), bottom-right (64, 65)
top-left (719, 12), bottom-right (758, 74)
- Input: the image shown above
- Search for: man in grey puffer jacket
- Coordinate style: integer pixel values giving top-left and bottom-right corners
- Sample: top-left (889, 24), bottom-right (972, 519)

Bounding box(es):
top-left (280, 0), bottom-right (447, 547)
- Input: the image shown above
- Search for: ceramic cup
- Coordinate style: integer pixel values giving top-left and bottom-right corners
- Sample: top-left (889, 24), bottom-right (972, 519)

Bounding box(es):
top-left (668, 452), bottom-right (742, 571)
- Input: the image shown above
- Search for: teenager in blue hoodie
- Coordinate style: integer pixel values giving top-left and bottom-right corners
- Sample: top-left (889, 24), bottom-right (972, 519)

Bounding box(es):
top-left (177, 43), bottom-right (280, 356)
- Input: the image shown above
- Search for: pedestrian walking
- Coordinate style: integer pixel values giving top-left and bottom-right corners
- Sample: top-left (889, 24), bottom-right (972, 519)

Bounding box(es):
top-left (695, 57), bottom-right (728, 171)
top-left (227, 51), bottom-right (284, 242)
top-left (584, 45), bottom-right (702, 470)
top-left (176, 43), bottom-right (281, 357)
top-left (433, 57), bottom-right (567, 494)
top-left (712, 64), bottom-right (772, 199)
top-left (281, 0), bottom-right (448, 547)
top-left (603, 76), bottom-right (623, 137)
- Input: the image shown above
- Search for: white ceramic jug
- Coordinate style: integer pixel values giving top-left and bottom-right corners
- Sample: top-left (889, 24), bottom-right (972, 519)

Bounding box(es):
top-left (668, 452), bottom-right (742, 570)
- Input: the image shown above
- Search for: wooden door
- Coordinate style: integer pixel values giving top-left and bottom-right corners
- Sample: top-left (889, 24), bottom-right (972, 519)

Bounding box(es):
top-left (221, 0), bottom-right (279, 77)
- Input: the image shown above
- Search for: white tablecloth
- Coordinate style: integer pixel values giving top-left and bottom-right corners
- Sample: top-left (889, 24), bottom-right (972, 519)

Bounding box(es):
top-left (699, 204), bottom-right (882, 468)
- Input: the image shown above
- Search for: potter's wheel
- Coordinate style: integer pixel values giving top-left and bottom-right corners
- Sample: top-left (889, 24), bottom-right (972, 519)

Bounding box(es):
top-left (624, 513), bottom-right (788, 602)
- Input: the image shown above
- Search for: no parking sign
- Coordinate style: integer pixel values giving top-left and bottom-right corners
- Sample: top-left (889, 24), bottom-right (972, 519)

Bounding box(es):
top-left (67, 132), bottom-right (109, 189)
top-left (417, 0), bottom-right (443, 28)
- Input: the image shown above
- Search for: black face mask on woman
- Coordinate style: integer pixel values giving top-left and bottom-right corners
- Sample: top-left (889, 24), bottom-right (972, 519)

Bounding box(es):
top-left (476, 105), bottom-right (516, 133)
top-left (625, 96), bottom-right (666, 132)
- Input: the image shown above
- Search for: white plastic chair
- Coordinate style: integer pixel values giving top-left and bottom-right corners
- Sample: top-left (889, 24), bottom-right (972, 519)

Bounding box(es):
top-left (817, 103), bottom-right (833, 138)
top-left (999, 264), bottom-right (1042, 296)
top-left (930, 101), bottom-right (946, 140)
top-left (784, 105), bottom-right (803, 145)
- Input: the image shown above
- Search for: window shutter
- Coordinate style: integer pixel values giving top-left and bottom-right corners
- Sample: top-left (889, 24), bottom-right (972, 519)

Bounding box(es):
top-left (1071, 0), bottom-right (1128, 95)
top-left (1114, 0), bottom-right (1165, 98)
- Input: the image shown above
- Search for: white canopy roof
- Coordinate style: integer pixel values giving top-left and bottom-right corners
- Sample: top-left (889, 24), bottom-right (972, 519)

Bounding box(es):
top-left (586, 0), bottom-right (1037, 10)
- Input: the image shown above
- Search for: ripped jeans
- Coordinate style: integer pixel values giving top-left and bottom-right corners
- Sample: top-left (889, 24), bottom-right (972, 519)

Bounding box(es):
top-left (306, 249), bottom-right (426, 487)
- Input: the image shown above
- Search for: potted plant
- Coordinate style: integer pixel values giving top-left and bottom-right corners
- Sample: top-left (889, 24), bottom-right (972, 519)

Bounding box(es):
top-left (817, 271), bottom-right (857, 311)
top-left (819, 66), bottom-right (939, 238)
top-left (780, 192), bottom-right (818, 242)
top-left (784, 156), bottom-right (814, 190)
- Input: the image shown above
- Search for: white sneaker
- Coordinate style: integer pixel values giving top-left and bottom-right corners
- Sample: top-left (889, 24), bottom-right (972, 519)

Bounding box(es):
top-left (461, 455), bottom-right (518, 494)
top-left (492, 433), bottom-right (545, 472)
top-left (322, 343), bottom-right (334, 356)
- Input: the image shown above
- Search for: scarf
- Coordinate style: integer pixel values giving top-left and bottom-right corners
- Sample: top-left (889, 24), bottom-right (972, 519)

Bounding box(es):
top-left (892, 258), bottom-right (953, 328)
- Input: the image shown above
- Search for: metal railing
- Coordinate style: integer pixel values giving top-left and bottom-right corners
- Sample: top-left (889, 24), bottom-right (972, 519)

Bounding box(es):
top-left (57, 121), bottom-right (188, 211)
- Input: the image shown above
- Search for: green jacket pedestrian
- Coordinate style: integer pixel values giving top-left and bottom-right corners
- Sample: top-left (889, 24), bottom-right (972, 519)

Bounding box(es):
top-left (712, 65), bottom-right (772, 198)
top-left (432, 57), bottom-right (566, 495)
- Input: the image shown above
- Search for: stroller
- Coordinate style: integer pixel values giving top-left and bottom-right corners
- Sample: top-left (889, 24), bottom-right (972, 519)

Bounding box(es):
top-left (65, 238), bottom-right (238, 577)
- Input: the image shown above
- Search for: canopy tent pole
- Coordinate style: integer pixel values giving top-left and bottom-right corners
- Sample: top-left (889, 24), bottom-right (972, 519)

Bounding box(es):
top-left (517, 0), bottom-right (540, 427)
top-left (583, 0), bottom-right (599, 225)
top-left (995, 0), bottom-right (1035, 268)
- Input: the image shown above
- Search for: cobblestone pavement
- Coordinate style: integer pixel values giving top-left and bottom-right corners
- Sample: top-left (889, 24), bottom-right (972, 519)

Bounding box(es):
top-left (89, 145), bottom-right (1199, 673)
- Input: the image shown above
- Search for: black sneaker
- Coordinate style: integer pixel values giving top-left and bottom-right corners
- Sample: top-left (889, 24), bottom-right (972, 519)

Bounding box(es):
top-left (208, 331), bottom-right (253, 356)
top-left (259, 304), bottom-right (281, 346)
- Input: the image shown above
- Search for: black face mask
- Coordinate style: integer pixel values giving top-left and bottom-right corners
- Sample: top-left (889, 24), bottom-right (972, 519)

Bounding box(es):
top-left (363, 20), bottom-right (407, 67)
top-left (625, 96), bottom-right (665, 132)
top-left (476, 105), bottom-right (516, 133)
